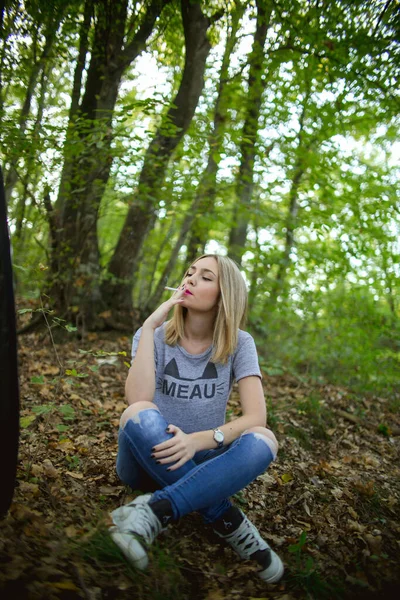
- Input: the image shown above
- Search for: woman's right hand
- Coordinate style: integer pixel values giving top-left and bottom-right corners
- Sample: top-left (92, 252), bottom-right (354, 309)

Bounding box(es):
top-left (144, 287), bottom-right (186, 330)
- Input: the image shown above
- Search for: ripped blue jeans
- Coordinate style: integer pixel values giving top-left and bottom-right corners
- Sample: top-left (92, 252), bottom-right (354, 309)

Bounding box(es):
top-left (116, 408), bottom-right (276, 523)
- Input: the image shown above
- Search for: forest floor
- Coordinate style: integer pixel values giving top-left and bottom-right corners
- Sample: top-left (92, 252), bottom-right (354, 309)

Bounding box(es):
top-left (1, 330), bottom-right (399, 600)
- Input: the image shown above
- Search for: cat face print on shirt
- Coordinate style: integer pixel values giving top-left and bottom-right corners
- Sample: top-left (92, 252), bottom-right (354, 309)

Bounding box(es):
top-left (157, 358), bottom-right (225, 401)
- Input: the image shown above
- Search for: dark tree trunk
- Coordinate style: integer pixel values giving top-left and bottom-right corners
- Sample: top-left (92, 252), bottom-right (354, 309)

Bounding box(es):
top-left (69, 0), bottom-right (93, 121)
top-left (49, 0), bottom-right (171, 329)
top-left (144, 4), bottom-right (245, 315)
top-left (102, 0), bottom-right (222, 316)
top-left (184, 3), bottom-right (245, 264)
top-left (52, 0), bottom-right (129, 326)
top-left (227, 0), bottom-right (272, 266)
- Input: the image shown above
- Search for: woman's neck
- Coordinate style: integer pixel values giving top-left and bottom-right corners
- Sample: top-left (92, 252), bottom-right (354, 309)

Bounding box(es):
top-left (183, 312), bottom-right (214, 343)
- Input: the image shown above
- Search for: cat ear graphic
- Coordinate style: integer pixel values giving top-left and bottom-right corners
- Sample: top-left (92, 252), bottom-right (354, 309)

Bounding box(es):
top-left (164, 358), bottom-right (180, 378)
top-left (201, 361), bottom-right (218, 379)
top-left (164, 359), bottom-right (217, 381)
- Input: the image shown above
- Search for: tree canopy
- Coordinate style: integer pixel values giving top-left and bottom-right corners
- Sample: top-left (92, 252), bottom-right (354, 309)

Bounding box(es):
top-left (1, 0), bottom-right (399, 395)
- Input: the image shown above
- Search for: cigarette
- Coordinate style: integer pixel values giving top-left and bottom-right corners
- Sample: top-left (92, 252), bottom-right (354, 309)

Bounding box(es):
top-left (164, 286), bottom-right (179, 291)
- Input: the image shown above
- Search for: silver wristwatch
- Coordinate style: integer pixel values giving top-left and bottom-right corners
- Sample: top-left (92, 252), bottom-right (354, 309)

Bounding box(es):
top-left (213, 428), bottom-right (224, 448)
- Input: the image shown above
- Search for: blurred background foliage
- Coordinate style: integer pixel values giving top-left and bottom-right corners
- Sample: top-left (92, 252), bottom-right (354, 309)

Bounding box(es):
top-left (1, 0), bottom-right (399, 397)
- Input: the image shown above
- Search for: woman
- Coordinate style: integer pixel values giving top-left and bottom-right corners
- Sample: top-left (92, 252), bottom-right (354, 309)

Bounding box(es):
top-left (110, 254), bottom-right (284, 583)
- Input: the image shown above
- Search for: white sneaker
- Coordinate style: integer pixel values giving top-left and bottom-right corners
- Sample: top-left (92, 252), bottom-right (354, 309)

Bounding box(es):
top-left (109, 494), bottom-right (163, 570)
top-left (214, 510), bottom-right (284, 583)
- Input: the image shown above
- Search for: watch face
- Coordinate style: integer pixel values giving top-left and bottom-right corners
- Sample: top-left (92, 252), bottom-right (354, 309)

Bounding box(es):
top-left (214, 431), bottom-right (224, 443)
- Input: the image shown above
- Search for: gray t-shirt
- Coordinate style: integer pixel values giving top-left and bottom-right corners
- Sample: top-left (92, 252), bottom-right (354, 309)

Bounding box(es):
top-left (131, 324), bottom-right (262, 433)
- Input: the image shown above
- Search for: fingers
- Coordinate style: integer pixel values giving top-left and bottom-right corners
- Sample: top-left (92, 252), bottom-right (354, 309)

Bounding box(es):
top-left (154, 438), bottom-right (176, 452)
top-left (153, 438), bottom-right (184, 459)
top-left (153, 444), bottom-right (180, 459)
top-left (152, 426), bottom-right (181, 459)
top-left (149, 293), bottom-right (185, 327)
top-left (169, 285), bottom-right (185, 302)
top-left (151, 424), bottom-right (193, 468)
top-left (167, 456), bottom-right (189, 471)
top-left (153, 442), bottom-right (188, 465)
top-left (153, 425), bottom-right (180, 451)
top-left (156, 449), bottom-right (186, 465)
top-left (166, 424), bottom-right (180, 434)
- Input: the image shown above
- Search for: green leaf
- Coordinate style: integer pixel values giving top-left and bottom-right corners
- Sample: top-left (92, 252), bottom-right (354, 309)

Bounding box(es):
top-left (20, 415), bottom-right (36, 428)
top-left (32, 404), bottom-right (53, 415)
top-left (377, 423), bottom-right (391, 437)
top-left (56, 424), bottom-right (69, 432)
top-left (59, 404), bottom-right (76, 421)
top-left (65, 368), bottom-right (77, 376)
top-left (288, 531), bottom-right (307, 554)
top-left (65, 368), bottom-right (88, 378)
top-left (31, 375), bottom-right (45, 384)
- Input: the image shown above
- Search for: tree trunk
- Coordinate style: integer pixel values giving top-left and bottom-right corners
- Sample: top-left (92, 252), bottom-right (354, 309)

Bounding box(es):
top-left (49, 0), bottom-right (170, 328)
top-left (184, 2), bottom-right (245, 264)
top-left (227, 0), bottom-right (272, 266)
top-left (14, 62), bottom-right (50, 241)
top-left (4, 15), bottom-right (61, 203)
top-left (144, 4), bottom-right (245, 315)
top-left (139, 217), bottom-right (177, 309)
top-left (267, 96), bottom-right (311, 308)
top-left (267, 164), bottom-right (304, 307)
top-left (382, 249), bottom-right (397, 318)
top-left (69, 0), bottom-right (93, 121)
top-left (102, 0), bottom-right (221, 315)
top-left (248, 191), bottom-right (265, 314)
top-left (0, 3), bottom-right (18, 112)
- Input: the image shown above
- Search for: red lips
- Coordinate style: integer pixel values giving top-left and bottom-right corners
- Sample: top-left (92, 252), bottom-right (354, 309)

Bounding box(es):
top-left (184, 290), bottom-right (193, 296)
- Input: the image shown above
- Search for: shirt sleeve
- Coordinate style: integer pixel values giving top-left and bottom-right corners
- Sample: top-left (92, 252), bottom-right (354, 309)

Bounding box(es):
top-left (131, 327), bottom-right (142, 363)
top-left (232, 333), bottom-right (262, 382)
top-left (131, 326), bottom-right (159, 368)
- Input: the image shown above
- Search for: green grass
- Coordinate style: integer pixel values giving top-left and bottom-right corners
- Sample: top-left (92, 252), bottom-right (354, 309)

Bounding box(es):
top-left (287, 532), bottom-right (345, 599)
top-left (285, 424), bottom-right (314, 449)
top-left (73, 524), bottom-right (190, 600)
top-left (296, 393), bottom-right (334, 440)
top-left (266, 396), bottom-right (281, 429)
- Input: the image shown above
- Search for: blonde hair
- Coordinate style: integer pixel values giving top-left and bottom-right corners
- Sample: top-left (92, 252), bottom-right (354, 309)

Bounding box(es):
top-left (164, 254), bottom-right (248, 364)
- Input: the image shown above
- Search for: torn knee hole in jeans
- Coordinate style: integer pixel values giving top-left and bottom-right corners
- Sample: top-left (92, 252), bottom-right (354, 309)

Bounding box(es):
top-left (120, 413), bottom-right (139, 429)
top-left (244, 431), bottom-right (278, 460)
top-left (120, 407), bottom-right (160, 429)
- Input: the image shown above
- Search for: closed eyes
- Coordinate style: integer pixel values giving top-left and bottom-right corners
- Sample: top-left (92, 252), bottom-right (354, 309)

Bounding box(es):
top-left (185, 270), bottom-right (213, 281)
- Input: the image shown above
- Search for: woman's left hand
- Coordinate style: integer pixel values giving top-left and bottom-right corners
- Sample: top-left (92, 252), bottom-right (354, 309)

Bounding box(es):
top-left (152, 425), bottom-right (197, 471)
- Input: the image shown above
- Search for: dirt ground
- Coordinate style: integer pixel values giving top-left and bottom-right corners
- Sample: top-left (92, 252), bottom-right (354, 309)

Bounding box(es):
top-left (1, 331), bottom-right (399, 600)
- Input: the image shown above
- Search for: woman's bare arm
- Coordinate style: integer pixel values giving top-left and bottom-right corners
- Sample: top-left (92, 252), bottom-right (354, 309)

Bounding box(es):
top-left (190, 375), bottom-right (266, 449)
top-left (125, 291), bottom-right (185, 405)
top-left (125, 323), bottom-right (157, 405)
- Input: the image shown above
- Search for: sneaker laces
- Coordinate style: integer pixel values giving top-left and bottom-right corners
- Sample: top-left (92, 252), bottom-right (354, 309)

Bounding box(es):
top-left (111, 495), bottom-right (163, 547)
top-left (216, 512), bottom-right (269, 560)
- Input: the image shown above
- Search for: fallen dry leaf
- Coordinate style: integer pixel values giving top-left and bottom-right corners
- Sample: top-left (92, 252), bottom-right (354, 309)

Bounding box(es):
top-left (2, 331), bottom-right (398, 600)
top-left (66, 471), bottom-right (84, 480)
top-left (19, 482), bottom-right (40, 496)
top-left (42, 458), bottom-right (59, 478)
